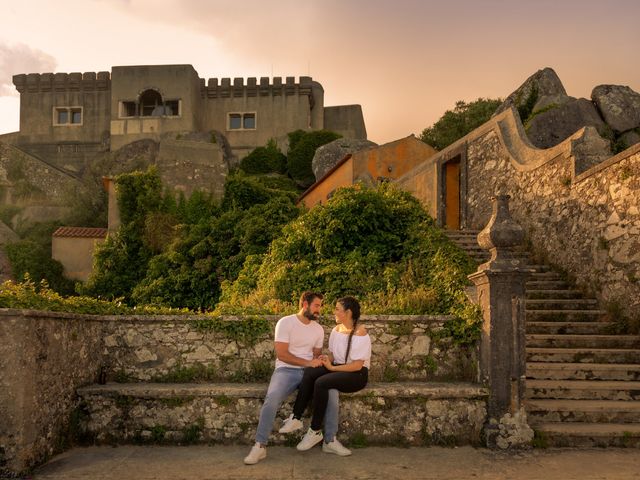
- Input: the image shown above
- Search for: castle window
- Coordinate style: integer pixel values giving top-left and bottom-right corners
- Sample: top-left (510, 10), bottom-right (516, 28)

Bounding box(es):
top-left (165, 100), bottom-right (180, 116)
top-left (228, 112), bottom-right (257, 130)
top-left (53, 107), bottom-right (83, 126)
top-left (140, 89), bottom-right (163, 117)
top-left (120, 101), bottom-right (137, 117)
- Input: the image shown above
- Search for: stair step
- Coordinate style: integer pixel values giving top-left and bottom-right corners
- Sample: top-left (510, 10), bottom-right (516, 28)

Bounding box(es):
top-left (526, 347), bottom-right (640, 364)
top-left (526, 322), bottom-right (611, 335)
top-left (526, 380), bottom-right (640, 401)
top-left (526, 299), bottom-right (600, 311)
top-left (526, 290), bottom-right (584, 300)
top-left (526, 280), bottom-right (570, 290)
top-left (533, 423), bottom-right (640, 447)
top-left (526, 334), bottom-right (640, 349)
top-left (526, 399), bottom-right (640, 423)
top-left (526, 310), bottom-right (607, 322)
top-left (526, 362), bottom-right (640, 381)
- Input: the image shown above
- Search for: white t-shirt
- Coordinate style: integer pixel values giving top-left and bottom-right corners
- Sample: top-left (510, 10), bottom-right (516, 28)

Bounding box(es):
top-left (329, 327), bottom-right (371, 369)
top-left (274, 314), bottom-right (324, 369)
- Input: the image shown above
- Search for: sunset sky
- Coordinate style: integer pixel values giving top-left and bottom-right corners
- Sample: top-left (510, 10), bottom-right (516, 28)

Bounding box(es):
top-left (1, 0), bottom-right (639, 144)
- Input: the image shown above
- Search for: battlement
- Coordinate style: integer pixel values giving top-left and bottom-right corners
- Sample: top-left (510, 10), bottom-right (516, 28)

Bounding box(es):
top-left (199, 75), bottom-right (319, 99)
top-left (12, 72), bottom-right (111, 93)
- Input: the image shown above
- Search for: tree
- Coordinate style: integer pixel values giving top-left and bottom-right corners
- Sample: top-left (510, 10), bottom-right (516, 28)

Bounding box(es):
top-left (286, 130), bottom-right (341, 187)
top-left (420, 98), bottom-right (502, 150)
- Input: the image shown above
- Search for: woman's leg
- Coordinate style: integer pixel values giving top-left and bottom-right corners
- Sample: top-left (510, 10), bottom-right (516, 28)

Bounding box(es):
top-left (310, 370), bottom-right (368, 431)
top-left (291, 366), bottom-right (329, 419)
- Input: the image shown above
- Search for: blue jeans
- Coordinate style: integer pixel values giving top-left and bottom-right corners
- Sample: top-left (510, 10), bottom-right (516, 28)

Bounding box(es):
top-left (255, 366), bottom-right (339, 445)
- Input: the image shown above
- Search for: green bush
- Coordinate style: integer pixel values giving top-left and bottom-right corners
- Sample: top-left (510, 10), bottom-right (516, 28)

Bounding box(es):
top-left (221, 171), bottom-right (297, 211)
top-left (219, 183), bottom-right (476, 317)
top-left (131, 196), bottom-right (301, 310)
top-left (286, 130), bottom-right (341, 187)
top-left (240, 139), bottom-right (287, 174)
top-left (420, 98), bottom-right (502, 150)
top-left (0, 277), bottom-right (188, 315)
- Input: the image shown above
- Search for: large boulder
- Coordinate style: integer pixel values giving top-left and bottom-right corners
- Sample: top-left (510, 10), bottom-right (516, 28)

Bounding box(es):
top-left (494, 67), bottom-right (568, 121)
top-left (525, 97), bottom-right (606, 149)
top-left (311, 138), bottom-right (377, 181)
top-left (591, 85), bottom-right (640, 133)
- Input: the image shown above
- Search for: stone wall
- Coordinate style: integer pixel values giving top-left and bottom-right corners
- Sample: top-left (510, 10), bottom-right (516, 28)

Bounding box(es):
top-left (0, 310), bottom-right (103, 476)
top-left (100, 315), bottom-right (477, 384)
top-left (77, 382), bottom-right (487, 447)
top-left (0, 309), bottom-right (481, 475)
top-left (463, 117), bottom-right (640, 312)
top-left (402, 106), bottom-right (639, 314)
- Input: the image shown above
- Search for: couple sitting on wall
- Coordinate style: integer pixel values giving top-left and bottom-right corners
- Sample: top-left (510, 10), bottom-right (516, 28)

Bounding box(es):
top-left (244, 291), bottom-right (371, 465)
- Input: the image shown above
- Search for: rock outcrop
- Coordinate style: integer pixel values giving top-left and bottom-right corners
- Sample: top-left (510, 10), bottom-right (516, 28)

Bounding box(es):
top-left (494, 67), bottom-right (567, 119)
top-left (525, 98), bottom-right (606, 149)
top-left (591, 85), bottom-right (640, 133)
top-left (312, 138), bottom-right (377, 181)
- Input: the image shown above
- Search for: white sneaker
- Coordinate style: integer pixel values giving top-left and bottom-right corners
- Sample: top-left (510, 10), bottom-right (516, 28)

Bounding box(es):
top-left (322, 438), bottom-right (352, 456)
top-left (243, 443), bottom-right (266, 465)
top-left (296, 428), bottom-right (323, 451)
top-left (279, 414), bottom-right (304, 433)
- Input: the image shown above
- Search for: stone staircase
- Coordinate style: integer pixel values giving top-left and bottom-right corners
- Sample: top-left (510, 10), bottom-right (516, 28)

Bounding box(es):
top-left (446, 229), bottom-right (640, 447)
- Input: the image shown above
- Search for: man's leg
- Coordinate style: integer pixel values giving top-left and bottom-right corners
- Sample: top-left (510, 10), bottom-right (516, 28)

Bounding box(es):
top-left (323, 389), bottom-right (339, 443)
top-left (255, 367), bottom-right (303, 445)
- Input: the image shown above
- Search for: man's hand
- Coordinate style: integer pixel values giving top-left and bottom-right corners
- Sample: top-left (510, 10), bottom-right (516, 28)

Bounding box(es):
top-left (308, 358), bottom-right (323, 367)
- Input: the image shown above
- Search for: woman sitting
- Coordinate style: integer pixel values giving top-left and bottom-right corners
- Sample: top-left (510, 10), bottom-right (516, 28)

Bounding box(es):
top-left (279, 296), bottom-right (371, 456)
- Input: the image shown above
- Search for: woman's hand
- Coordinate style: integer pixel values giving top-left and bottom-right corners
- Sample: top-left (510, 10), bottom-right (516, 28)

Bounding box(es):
top-left (321, 357), bottom-right (334, 371)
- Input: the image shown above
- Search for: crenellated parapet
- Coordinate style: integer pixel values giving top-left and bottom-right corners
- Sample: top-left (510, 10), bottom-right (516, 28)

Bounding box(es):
top-left (199, 75), bottom-right (317, 99)
top-left (12, 72), bottom-right (111, 93)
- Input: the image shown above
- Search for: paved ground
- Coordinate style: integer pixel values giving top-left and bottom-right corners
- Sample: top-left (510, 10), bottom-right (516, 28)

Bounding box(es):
top-left (26, 445), bottom-right (640, 480)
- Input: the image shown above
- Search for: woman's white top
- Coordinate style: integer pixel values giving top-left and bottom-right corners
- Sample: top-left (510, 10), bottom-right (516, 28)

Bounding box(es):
top-left (328, 326), bottom-right (371, 369)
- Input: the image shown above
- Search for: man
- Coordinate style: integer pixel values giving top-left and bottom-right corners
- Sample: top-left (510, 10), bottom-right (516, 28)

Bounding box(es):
top-left (244, 291), bottom-right (348, 465)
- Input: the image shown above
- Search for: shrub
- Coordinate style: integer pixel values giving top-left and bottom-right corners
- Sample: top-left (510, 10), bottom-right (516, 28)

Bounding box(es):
top-left (286, 130), bottom-right (341, 187)
top-left (219, 183), bottom-right (476, 317)
top-left (240, 139), bottom-right (287, 174)
top-left (420, 98), bottom-right (502, 150)
top-left (221, 171), bottom-right (297, 211)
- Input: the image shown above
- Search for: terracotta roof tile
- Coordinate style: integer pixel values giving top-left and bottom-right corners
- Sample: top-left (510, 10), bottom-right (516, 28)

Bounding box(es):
top-left (52, 227), bottom-right (108, 238)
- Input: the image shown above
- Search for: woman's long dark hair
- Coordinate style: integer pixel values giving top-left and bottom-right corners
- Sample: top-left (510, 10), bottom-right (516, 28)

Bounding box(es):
top-left (337, 296), bottom-right (361, 363)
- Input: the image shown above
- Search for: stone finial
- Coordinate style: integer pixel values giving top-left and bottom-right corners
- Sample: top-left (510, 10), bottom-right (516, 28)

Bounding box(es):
top-left (477, 195), bottom-right (524, 269)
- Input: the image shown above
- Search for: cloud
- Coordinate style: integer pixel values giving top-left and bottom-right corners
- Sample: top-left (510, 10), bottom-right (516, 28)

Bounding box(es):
top-left (0, 43), bottom-right (57, 96)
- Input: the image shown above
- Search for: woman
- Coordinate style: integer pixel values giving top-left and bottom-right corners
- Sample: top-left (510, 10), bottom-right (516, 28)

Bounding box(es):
top-left (279, 296), bottom-right (371, 455)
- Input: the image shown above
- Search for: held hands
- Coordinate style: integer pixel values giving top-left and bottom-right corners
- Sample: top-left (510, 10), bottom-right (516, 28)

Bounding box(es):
top-left (308, 357), bottom-right (323, 367)
top-left (321, 357), bottom-right (334, 371)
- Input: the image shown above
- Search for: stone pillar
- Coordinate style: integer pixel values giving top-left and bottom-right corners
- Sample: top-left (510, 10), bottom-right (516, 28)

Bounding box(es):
top-left (468, 195), bottom-right (534, 449)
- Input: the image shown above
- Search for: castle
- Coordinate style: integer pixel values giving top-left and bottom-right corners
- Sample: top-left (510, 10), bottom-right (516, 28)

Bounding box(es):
top-left (11, 64), bottom-right (367, 174)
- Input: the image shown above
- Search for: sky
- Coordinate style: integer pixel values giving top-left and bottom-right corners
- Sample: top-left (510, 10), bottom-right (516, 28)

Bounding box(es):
top-left (0, 0), bottom-right (639, 144)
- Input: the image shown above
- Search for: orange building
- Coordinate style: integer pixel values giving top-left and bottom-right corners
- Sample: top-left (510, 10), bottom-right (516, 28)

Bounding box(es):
top-left (298, 135), bottom-right (437, 210)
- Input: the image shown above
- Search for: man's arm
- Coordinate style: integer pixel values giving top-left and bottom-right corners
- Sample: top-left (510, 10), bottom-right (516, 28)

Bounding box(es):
top-left (275, 342), bottom-right (323, 367)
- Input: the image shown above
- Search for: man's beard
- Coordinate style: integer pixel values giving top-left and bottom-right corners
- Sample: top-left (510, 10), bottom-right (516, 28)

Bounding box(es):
top-left (303, 308), bottom-right (319, 320)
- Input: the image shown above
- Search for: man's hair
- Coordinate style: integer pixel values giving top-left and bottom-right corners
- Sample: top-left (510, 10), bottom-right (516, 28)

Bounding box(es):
top-left (299, 291), bottom-right (323, 309)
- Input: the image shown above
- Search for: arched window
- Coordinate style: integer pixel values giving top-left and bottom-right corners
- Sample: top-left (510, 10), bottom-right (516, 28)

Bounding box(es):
top-left (139, 89), bottom-right (163, 117)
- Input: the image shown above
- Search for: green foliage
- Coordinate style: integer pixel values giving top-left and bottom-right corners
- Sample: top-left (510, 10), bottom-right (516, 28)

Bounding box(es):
top-left (420, 98), bottom-right (502, 150)
top-left (436, 302), bottom-right (483, 347)
top-left (221, 171), bottom-right (297, 211)
top-left (6, 220), bottom-right (76, 295)
top-left (517, 85), bottom-right (539, 123)
top-left (181, 419), bottom-right (204, 444)
top-left (0, 205), bottom-right (21, 226)
top-left (131, 195), bottom-right (300, 310)
top-left (286, 129), bottom-right (342, 187)
top-left (220, 183), bottom-right (476, 317)
top-left (523, 103), bottom-right (559, 131)
top-left (240, 139), bottom-right (287, 174)
top-left (0, 277), bottom-right (190, 315)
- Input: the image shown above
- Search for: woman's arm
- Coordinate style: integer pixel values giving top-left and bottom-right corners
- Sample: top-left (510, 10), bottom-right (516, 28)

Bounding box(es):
top-left (322, 358), bottom-right (364, 372)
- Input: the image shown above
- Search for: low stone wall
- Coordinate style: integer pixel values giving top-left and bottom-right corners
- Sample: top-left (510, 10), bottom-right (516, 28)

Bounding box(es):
top-left (77, 382), bottom-right (487, 447)
top-left (0, 310), bottom-right (103, 477)
top-left (101, 315), bottom-right (477, 384)
top-left (0, 309), bottom-right (481, 476)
